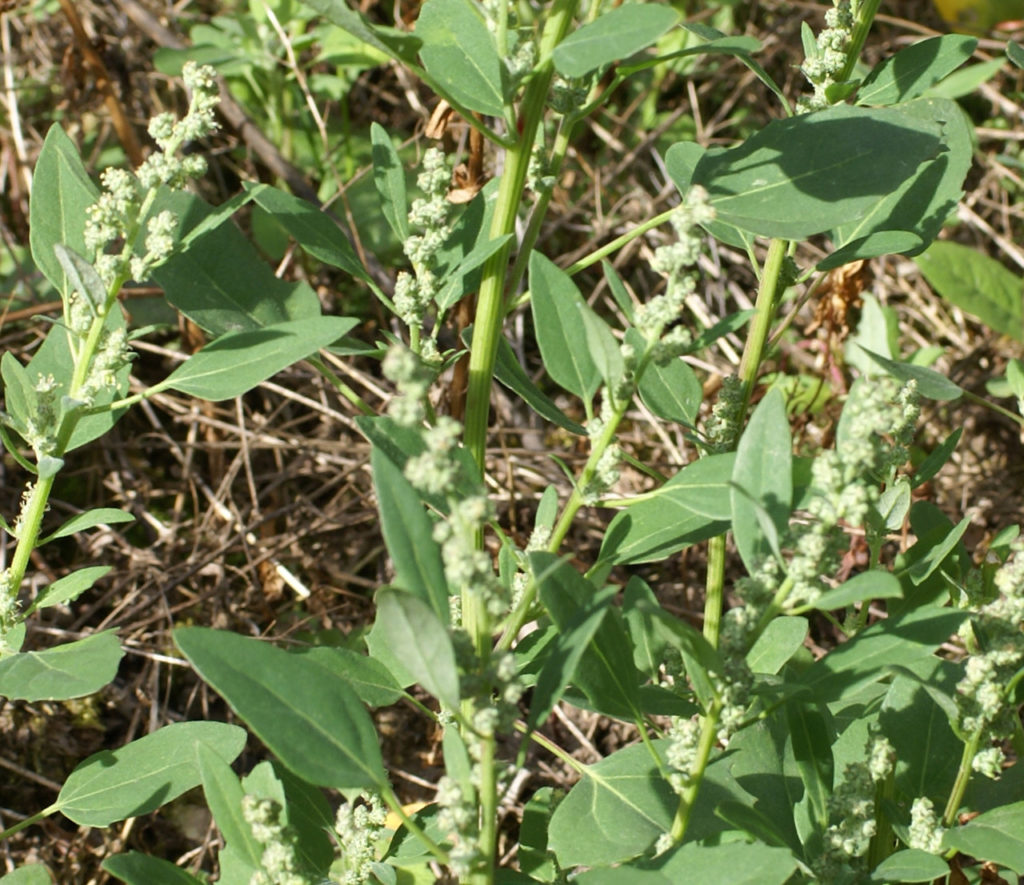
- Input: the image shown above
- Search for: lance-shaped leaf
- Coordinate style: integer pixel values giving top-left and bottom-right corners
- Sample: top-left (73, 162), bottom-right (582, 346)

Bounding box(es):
top-left (553, 4), bottom-right (682, 78)
top-left (0, 632), bottom-right (123, 701)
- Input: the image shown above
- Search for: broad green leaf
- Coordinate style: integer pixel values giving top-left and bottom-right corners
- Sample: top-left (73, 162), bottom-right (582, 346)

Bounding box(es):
top-left (162, 316), bottom-right (357, 400)
top-left (532, 553), bottom-right (642, 721)
top-left (53, 244), bottom-right (107, 312)
top-left (816, 230), bottom-right (924, 270)
top-left (1009, 41), bottom-right (1024, 70)
top-left (870, 849), bottom-right (950, 883)
top-left (553, 4), bottom-right (681, 78)
top-left (373, 589), bottom-right (460, 710)
top-left (684, 104), bottom-right (945, 239)
top-left (731, 388), bottom-right (792, 573)
top-left (174, 627), bottom-right (386, 789)
top-left (628, 328), bottom-right (701, 426)
top-left (527, 584), bottom-right (619, 731)
top-left (298, 0), bottom-right (421, 63)
top-left (198, 743), bottom-right (264, 872)
top-left (907, 514), bottom-right (970, 585)
top-left (600, 841), bottom-right (798, 885)
top-left (245, 183), bottom-right (370, 283)
top-left (520, 787), bottom-right (560, 882)
top-left (857, 346), bottom-right (964, 401)
top-left (529, 251), bottom-right (601, 403)
top-left (925, 57), bottom-right (1005, 99)
top-left (831, 98), bottom-right (972, 256)
top-left (857, 35), bottom-right (977, 106)
top-left (258, 762), bottom-right (334, 875)
top-left (58, 721), bottom-right (247, 826)
top-left (1, 351), bottom-right (36, 434)
top-left (26, 565), bottom-right (111, 615)
top-left (880, 675), bottom-right (960, 802)
top-left (599, 453), bottom-right (734, 565)
top-left (29, 125), bottom-right (98, 297)
top-left (915, 241), bottom-right (1023, 342)
top-left (747, 616), bottom-right (807, 674)
top-left (810, 571), bottom-right (902, 611)
top-left (102, 853), bottom-right (205, 885)
top-left (0, 867), bottom-right (52, 885)
top-left (622, 577), bottom-right (667, 678)
top-left (785, 699), bottom-right (833, 833)
top-left (493, 335), bottom-right (586, 435)
top-left (435, 234), bottom-right (513, 313)
top-left (416, 0), bottom-right (505, 116)
top-left (149, 189), bottom-right (321, 335)
top-left (548, 741), bottom-right (675, 866)
top-left (371, 447), bottom-right (449, 621)
top-left (298, 646), bottom-right (405, 708)
top-left (943, 802), bottom-right (1024, 877)
top-left (603, 260), bottom-right (636, 324)
top-left (43, 508), bottom-right (135, 543)
top-left (371, 123), bottom-right (408, 242)
top-left (796, 605), bottom-right (966, 703)
top-left (579, 302), bottom-right (623, 388)
top-left (0, 632), bottom-right (122, 701)
top-left (617, 29), bottom-right (763, 78)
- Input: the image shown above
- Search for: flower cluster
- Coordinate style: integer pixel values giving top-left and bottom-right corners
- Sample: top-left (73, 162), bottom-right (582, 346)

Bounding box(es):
top-left (241, 795), bottom-right (309, 885)
top-left (956, 546), bottom-right (1024, 775)
top-left (332, 792), bottom-right (388, 884)
top-left (799, 0), bottom-right (856, 112)
top-left (908, 796), bottom-right (946, 854)
top-left (394, 148), bottom-right (453, 336)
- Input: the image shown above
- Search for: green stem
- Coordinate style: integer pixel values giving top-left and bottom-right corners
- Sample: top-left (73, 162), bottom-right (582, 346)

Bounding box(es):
top-left (942, 731), bottom-right (981, 828)
top-left (838, 0), bottom-right (882, 85)
top-left (567, 208), bottom-right (675, 277)
top-left (306, 356), bottom-right (375, 416)
top-left (473, 733), bottom-right (498, 885)
top-left (669, 700), bottom-right (722, 843)
top-left (704, 534), bottom-right (726, 648)
top-left (736, 238), bottom-right (789, 420)
top-left (463, 0), bottom-right (580, 476)
top-left (0, 806), bottom-right (56, 842)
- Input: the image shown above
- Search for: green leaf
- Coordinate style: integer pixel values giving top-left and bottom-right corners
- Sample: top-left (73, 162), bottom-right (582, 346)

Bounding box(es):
top-left (639, 841), bottom-right (798, 885)
top-left (628, 328), bottom-right (701, 426)
top-left (532, 553), bottom-right (642, 721)
top-left (785, 699), bottom-right (833, 833)
top-left (529, 251), bottom-right (601, 403)
top-left (162, 316), bottom-right (357, 400)
top-left (857, 35), bottom-right (977, 106)
top-left (831, 98), bottom-right (972, 257)
top-left (747, 617), bottom-right (807, 675)
top-left (1, 352), bottom-right (36, 435)
top-left (53, 244), bottom-right (107, 313)
top-left (149, 190), bottom-right (321, 335)
top-left (912, 428), bottom-right (961, 488)
top-left (880, 674), bottom-right (960, 801)
top-left (817, 230), bottom-right (924, 270)
top-left (197, 743), bottom-right (265, 875)
top-left (622, 577), bottom-right (667, 678)
top-left (579, 303), bottom-right (623, 389)
top-left (42, 508), bottom-right (135, 543)
top-left (856, 346), bottom-right (964, 401)
top-left (943, 802), bottom-right (1024, 877)
top-left (684, 104), bottom-right (945, 240)
top-left (811, 570), bottom-right (902, 611)
top-left (370, 122), bottom-right (408, 243)
top-left (371, 447), bottom-right (449, 621)
top-left (925, 57), bottom-right (1005, 99)
top-left (373, 589), bottom-right (460, 710)
top-left (548, 741), bottom-right (675, 867)
top-left (174, 627), bottom-right (386, 790)
top-left (1008, 41), bottom-right (1024, 70)
top-left (519, 787), bottom-right (560, 882)
top-left (102, 853), bottom-right (205, 885)
top-left (915, 241), bottom-right (1023, 342)
top-left (731, 388), bottom-right (792, 573)
top-left (298, 0), bottom-right (421, 64)
top-left (527, 584), bottom-right (619, 731)
top-left (0, 866), bottom-right (53, 885)
top-left (870, 849), bottom-right (950, 883)
top-left (416, 0), bottom-right (505, 116)
top-left (599, 453), bottom-right (733, 565)
top-left (553, 4), bottom-right (682, 78)
top-left (26, 565), bottom-right (111, 616)
top-left (906, 514), bottom-right (971, 585)
top-left (796, 605), bottom-right (966, 703)
top-left (58, 721), bottom-right (247, 826)
top-left (0, 632), bottom-right (122, 701)
top-left (298, 646), bottom-right (405, 708)
top-left (492, 336), bottom-right (586, 435)
top-left (245, 183), bottom-right (371, 283)
top-left (29, 126), bottom-right (98, 297)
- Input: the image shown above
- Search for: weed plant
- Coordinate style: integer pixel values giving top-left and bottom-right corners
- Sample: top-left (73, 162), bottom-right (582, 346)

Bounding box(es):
top-left (1, 2), bottom-right (1024, 884)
